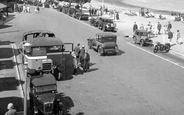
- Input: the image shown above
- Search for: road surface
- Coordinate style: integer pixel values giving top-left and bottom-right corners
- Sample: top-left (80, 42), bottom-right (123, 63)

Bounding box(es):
top-left (1, 6), bottom-right (184, 115)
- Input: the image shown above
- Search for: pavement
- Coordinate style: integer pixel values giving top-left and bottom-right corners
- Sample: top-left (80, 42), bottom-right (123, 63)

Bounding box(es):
top-left (0, 41), bottom-right (24, 115)
top-left (90, 0), bottom-right (184, 57)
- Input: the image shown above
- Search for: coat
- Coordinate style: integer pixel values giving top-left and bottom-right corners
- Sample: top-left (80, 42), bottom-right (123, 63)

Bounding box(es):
top-left (74, 46), bottom-right (80, 57)
top-left (83, 53), bottom-right (90, 70)
top-left (157, 23), bottom-right (162, 30)
top-left (133, 24), bottom-right (138, 31)
top-left (5, 109), bottom-right (17, 115)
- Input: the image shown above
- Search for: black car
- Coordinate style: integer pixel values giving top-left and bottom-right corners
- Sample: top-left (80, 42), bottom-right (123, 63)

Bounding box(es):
top-left (29, 74), bottom-right (66, 115)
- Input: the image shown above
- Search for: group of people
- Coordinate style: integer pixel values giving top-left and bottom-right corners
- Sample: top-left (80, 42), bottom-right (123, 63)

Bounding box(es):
top-left (71, 43), bottom-right (90, 75)
top-left (133, 21), bottom-right (183, 45)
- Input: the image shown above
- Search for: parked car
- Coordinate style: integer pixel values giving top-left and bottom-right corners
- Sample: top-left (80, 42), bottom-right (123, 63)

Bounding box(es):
top-left (29, 73), bottom-right (66, 115)
top-left (19, 30), bottom-right (74, 81)
top-left (87, 32), bottom-right (119, 56)
top-left (94, 16), bottom-right (117, 32)
top-left (132, 29), bottom-right (153, 46)
top-left (74, 9), bottom-right (89, 20)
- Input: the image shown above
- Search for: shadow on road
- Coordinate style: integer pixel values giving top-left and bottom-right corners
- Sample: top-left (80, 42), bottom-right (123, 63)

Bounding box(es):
top-left (56, 93), bottom-right (75, 114)
top-left (0, 25), bottom-right (13, 29)
top-left (0, 77), bottom-right (24, 92)
top-left (0, 96), bottom-right (24, 115)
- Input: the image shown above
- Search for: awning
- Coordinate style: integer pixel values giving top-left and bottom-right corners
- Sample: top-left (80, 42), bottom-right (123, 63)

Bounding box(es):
top-left (0, 3), bottom-right (7, 9)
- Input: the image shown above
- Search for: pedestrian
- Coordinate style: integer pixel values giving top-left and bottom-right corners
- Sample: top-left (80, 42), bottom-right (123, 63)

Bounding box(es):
top-left (168, 29), bottom-right (173, 43)
top-left (74, 43), bottom-right (80, 64)
top-left (83, 50), bottom-right (90, 72)
top-left (5, 103), bottom-right (18, 115)
top-left (176, 30), bottom-right (183, 44)
top-left (27, 6), bottom-right (30, 13)
top-left (71, 51), bottom-right (78, 75)
top-left (147, 22), bottom-right (152, 32)
top-left (116, 12), bottom-right (119, 20)
top-left (140, 23), bottom-right (144, 30)
top-left (167, 21), bottom-right (172, 31)
top-left (79, 45), bottom-right (85, 64)
top-left (133, 22), bottom-right (138, 32)
top-left (157, 22), bottom-right (162, 35)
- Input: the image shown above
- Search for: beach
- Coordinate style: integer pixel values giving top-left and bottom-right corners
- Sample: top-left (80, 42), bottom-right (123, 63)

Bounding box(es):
top-left (94, 0), bottom-right (184, 15)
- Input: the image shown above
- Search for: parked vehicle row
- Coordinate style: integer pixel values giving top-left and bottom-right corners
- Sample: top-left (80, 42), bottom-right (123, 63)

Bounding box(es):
top-left (89, 16), bottom-right (117, 32)
top-left (19, 30), bottom-right (74, 115)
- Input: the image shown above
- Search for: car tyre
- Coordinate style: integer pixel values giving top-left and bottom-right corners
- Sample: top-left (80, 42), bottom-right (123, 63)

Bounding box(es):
top-left (102, 26), bottom-right (106, 31)
top-left (153, 45), bottom-right (158, 53)
top-left (98, 47), bottom-right (103, 56)
top-left (133, 37), bottom-right (137, 44)
top-left (140, 39), bottom-right (144, 47)
top-left (165, 44), bottom-right (170, 52)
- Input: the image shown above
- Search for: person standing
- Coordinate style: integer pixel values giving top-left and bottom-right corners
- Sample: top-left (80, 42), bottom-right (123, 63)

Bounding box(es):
top-left (167, 21), bottom-right (172, 31)
top-left (157, 22), bottom-right (162, 35)
top-left (176, 30), bottom-right (183, 44)
top-left (74, 43), bottom-right (80, 64)
top-left (168, 29), bottom-right (173, 43)
top-left (5, 103), bottom-right (17, 115)
top-left (133, 22), bottom-right (138, 32)
top-left (79, 45), bottom-right (85, 64)
top-left (71, 51), bottom-right (78, 75)
top-left (83, 50), bottom-right (90, 72)
top-left (140, 23), bottom-right (144, 30)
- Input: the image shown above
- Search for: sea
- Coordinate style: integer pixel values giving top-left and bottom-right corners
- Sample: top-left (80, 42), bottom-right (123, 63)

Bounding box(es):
top-left (95, 0), bottom-right (184, 13)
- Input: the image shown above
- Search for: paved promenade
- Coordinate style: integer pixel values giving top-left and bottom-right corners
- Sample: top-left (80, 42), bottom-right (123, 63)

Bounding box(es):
top-left (0, 41), bottom-right (23, 115)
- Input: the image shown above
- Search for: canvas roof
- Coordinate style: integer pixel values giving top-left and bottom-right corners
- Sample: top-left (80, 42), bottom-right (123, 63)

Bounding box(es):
top-left (28, 37), bottom-right (64, 47)
top-left (22, 30), bottom-right (54, 37)
top-left (96, 32), bottom-right (117, 38)
top-left (31, 74), bottom-right (56, 87)
top-left (0, 3), bottom-right (7, 9)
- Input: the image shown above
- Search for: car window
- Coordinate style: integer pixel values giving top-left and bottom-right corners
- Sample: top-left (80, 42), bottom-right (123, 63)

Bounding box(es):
top-left (102, 37), bottom-right (116, 43)
top-left (35, 85), bottom-right (57, 94)
top-left (140, 32), bottom-right (148, 36)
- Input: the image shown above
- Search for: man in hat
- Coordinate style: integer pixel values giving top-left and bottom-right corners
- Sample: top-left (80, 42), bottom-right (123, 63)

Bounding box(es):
top-left (79, 45), bottom-right (85, 62)
top-left (74, 43), bottom-right (80, 64)
top-left (5, 103), bottom-right (17, 115)
top-left (83, 50), bottom-right (90, 72)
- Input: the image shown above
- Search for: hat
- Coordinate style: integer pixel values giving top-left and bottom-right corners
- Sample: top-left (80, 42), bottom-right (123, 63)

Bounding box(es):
top-left (82, 45), bottom-right (85, 48)
top-left (7, 103), bottom-right (13, 110)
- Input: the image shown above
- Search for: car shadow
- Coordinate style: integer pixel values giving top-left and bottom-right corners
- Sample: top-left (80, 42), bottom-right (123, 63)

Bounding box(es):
top-left (86, 68), bottom-right (98, 73)
top-left (0, 77), bottom-right (24, 92)
top-left (56, 93), bottom-right (75, 113)
top-left (0, 25), bottom-right (13, 29)
top-left (0, 96), bottom-right (24, 115)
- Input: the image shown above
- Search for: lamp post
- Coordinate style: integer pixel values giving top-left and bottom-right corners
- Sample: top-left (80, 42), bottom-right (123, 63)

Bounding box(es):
top-left (22, 42), bottom-right (32, 115)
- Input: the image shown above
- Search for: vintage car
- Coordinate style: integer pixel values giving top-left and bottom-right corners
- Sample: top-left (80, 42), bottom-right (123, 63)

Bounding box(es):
top-left (87, 32), bottom-right (119, 56)
top-left (29, 73), bottom-right (66, 115)
top-left (73, 9), bottom-right (89, 20)
top-left (22, 30), bottom-right (55, 39)
top-left (132, 29), bottom-right (153, 46)
top-left (93, 16), bottom-right (117, 32)
top-left (19, 31), bottom-right (74, 81)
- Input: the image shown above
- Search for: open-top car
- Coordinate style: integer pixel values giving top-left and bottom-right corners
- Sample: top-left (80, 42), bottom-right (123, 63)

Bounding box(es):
top-left (132, 29), bottom-right (153, 46)
top-left (88, 32), bottom-right (119, 56)
top-left (92, 16), bottom-right (117, 32)
top-left (22, 30), bottom-right (56, 40)
top-left (19, 31), bottom-right (74, 81)
top-left (29, 73), bottom-right (66, 115)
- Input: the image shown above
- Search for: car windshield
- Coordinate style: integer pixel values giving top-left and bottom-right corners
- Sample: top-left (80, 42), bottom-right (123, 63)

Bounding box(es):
top-left (104, 19), bottom-right (113, 23)
top-left (35, 84), bottom-right (57, 94)
top-left (140, 32), bottom-right (148, 36)
top-left (31, 47), bottom-right (47, 56)
top-left (102, 37), bottom-right (116, 43)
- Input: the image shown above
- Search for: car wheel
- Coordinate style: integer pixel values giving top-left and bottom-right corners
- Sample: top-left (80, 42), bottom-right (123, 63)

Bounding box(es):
top-left (153, 45), bottom-right (158, 53)
top-left (57, 72), bottom-right (62, 81)
top-left (133, 37), bottom-right (137, 44)
top-left (140, 39), bottom-right (144, 47)
top-left (165, 44), bottom-right (170, 52)
top-left (102, 26), bottom-right (106, 31)
top-left (98, 47), bottom-right (103, 56)
top-left (88, 42), bottom-right (92, 49)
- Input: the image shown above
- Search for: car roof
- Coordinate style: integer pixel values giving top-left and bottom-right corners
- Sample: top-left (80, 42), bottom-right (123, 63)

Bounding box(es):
top-left (135, 29), bottom-right (149, 33)
top-left (23, 30), bottom-right (54, 36)
top-left (28, 37), bottom-right (64, 47)
top-left (99, 16), bottom-right (112, 20)
top-left (31, 74), bottom-right (56, 87)
top-left (96, 32), bottom-right (117, 38)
